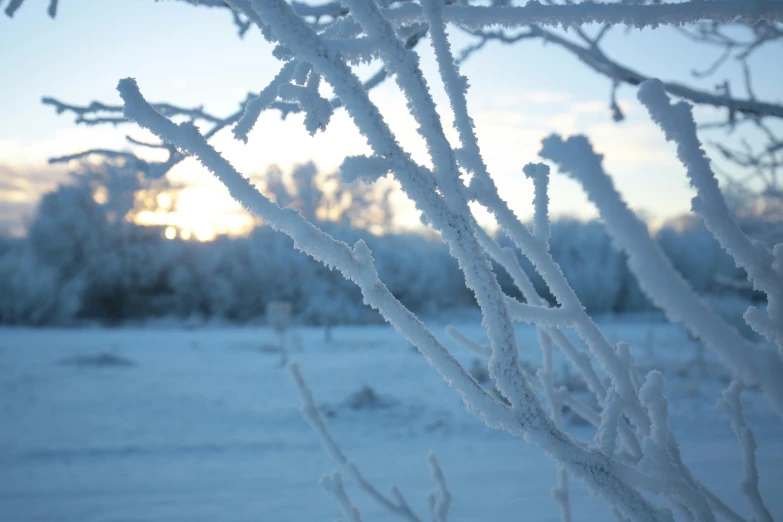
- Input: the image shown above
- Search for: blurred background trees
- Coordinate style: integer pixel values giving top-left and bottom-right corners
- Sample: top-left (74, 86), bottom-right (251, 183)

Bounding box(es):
top-left (0, 156), bottom-right (767, 326)
top-left (0, 0), bottom-right (780, 327)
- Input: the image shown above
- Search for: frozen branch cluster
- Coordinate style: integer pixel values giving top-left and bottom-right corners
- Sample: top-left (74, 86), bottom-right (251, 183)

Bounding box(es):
top-left (290, 362), bottom-right (442, 522)
top-left (16, 0), bottom-right (783, 520)
top-left (638, 80), bottom-right (783, 355)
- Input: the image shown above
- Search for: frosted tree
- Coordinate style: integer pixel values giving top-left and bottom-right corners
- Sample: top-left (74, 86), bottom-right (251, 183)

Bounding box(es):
top-left (8, 1), bottom-right (783, 521)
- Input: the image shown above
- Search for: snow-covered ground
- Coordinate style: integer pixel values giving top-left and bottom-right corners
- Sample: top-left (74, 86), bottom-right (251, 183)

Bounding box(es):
top-left (1, 319), bottom-right (781, 521)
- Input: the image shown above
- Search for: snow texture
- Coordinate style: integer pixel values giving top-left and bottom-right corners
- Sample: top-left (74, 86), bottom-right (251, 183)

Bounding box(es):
top-left (2, 323), bottom-right (783, 522)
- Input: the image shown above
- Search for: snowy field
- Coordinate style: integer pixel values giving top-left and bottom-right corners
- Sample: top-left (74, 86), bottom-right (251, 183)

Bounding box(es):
top-left (1, 319), bottom-right (782, 522)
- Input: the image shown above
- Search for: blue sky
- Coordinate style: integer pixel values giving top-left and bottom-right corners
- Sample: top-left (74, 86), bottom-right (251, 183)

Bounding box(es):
top-left (1, 0), bottom-right (781, 236)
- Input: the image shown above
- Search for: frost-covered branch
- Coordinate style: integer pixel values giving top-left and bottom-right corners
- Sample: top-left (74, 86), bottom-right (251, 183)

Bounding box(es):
top-left (481, 249), bottom-right (611, 440)
top-left (41, 94), bottom-right (243, 178)
top-left (717, 382), bottom-right (772, 522)
top-left (41, 20), bottom-right (425, 181)
top-left (638, 80), bottom-right (782, 304)
top-left (523, 163), bottom-right (551, 245)
top-left (278, 71), bottom-right (334, 135)
top-left (639, 80), bottom-right (783, 356)
top-left (596, 386), bottom-right (623, 455)
top-left (423, 0), bottom-right (649, 479)
top-left (744, 306), bottom-right (783, 350)
top-left (472, 174), bottom-right (652, 433)
top-left (470, 227), bottom-right (606, 403)
top-left (175, 0), bottom-right (783, 30)
top-left (288, 362), bottom-right (422, 522)
top-left (47, 149), bottom-right (149, 168)
top-left (451, 10), bottom-right (781, 266)
top-left (461, 24), bottom-right (783, 122)
top-left (444, 325), bottom-right (490, 358)
top-left (42, 97), bottom-right (225, 126)
top-left (538, 331), bottom-right (572, 522)
top-left (450, 11), bottom-right (782, 242)
top-left (314, 13), bottom-right (661, 515)
top-left (246, 0), bottom-right (538, 431)
top-left (538, 132), bottom-right (783, 416)
top-left (182, 0), bottom-right (346, 25)
top-left (636, 372), bottom-right (714, 522)
top-left (411, 7), bottom-right (748, 514)
top-left (422, 1), bottom-right (651, 433)
top-left (233, 60), bottom-right (298, 143)
top-left (386, 1), bottom-right (783, 31)
top-left (117, 76), bottom-right (515, 434)
top-left (321, 472), bottom-right (364, 522)
top-left (422, 0), bottom-right (639, 436)
top-left (426, 453), bottom-right (451, 522)
top-left (505, 299), bottom-right (576, 327)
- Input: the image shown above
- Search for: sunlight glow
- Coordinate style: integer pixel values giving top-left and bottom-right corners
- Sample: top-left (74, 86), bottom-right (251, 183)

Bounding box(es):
top-left (193, 225), bottom-right (215, 242)
top-left (156, 192), bottom-right (172, 209)
top-left (93, 186), bottom-right (108, 205)
top-left (133, 183), bottom-right (254, 241)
